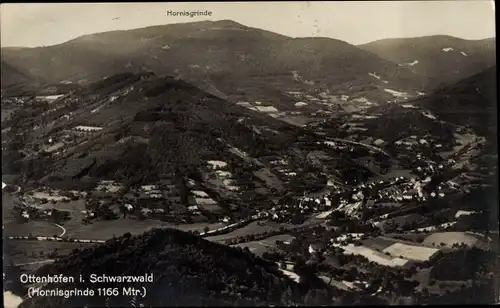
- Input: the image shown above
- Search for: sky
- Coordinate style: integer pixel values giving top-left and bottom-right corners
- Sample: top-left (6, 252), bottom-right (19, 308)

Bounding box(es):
top-left (0, 1), bottom-right (496, 48)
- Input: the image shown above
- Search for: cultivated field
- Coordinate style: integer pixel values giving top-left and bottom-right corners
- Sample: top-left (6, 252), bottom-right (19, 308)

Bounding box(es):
top-left (253, 168), bottom-right (285, 191)
top-left (3, 221), bottom-right (63, 238)
top-left (423, 232), bottom-right (481, 248)
top-left (332, 243), bottom-right (409, 267)
top-left (382, 242), bottom-right (439, 262)
top-left (361, 237), bottom-right (398, 251)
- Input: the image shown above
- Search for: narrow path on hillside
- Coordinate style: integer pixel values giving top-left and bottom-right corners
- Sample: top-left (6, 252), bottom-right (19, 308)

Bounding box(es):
top-left (53, 223), bottom-right (66, 237)
top-left (15, 259), bottom-right (55, 267)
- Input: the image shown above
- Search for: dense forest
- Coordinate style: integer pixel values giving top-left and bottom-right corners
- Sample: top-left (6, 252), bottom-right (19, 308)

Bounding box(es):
top-left (19, 228), bottom-right (330, 307)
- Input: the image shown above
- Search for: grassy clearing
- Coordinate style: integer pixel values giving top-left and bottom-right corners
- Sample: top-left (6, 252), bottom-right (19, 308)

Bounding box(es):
top-left (206, 221), bottom-right (276, 242)
top-left (361, 237), bottom-right (397, 251)
top-left (230, 234), bottom-right (296, 257)
top-left (423, 232), bottom-right (480, 248)
top-left (63, 219), bottom-right (225, 240)
top-left (4, 240), bottom-right (96, 265)
top-left (382, 243), bottom-right (439, 262)
top-left (253, 168), bottom-right (284, 191)
top-left (278, 268), bottom-right (301, 283)
top-left (279, 115), bottom-right (315, 127)
top-left (52, 199), bottom-right (86, 212)
top-left (232, 241), bottom-right (271, 257)
top-left (258, 234), bottom-right (295, 246)
top-left (3, 221), bottom-right (62, 237)
top-left (332, 243), bottom-right (409, 267)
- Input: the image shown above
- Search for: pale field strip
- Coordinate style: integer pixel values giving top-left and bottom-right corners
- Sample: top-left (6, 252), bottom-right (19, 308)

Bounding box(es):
top-left (331, 243), bottom-right (409, 267)
top-left (454, 210), bottom-right (476, 218)
top-left (315, 210), bottom-right (334, 219)
top-left (4, 291), bottom-right (23, 308)
top-left (195, 197), bottom-right (217, 205)
top-left (192, 190), bottom-right (209, 198)
top-left (278, 268), bottom-right (300, 283)
top-left (255, 105), bottom-right (278, 113)
top-left (207, 160), bottom-right (227, 169)
top-left (381, 242), bottom-right (440, 262)
top-left (412, 221), bottom-right (457, 232)
top-left (74, 125), bottom-right (103, 131)
top-left (318, 276), bottom-right (355, 291)
top-left (32, 192), bottom-right (69, 202)
top-left (384, 88), bottom-right (408, 98)
top-left (6, 235), bottom-right (105, 243)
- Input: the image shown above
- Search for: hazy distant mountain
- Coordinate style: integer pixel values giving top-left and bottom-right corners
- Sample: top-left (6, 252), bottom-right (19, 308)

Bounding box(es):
top-left (362, 65), bottom-right (496, 141)
top-left (0, 60), bottom-right (45, 96)
top-left (1, 60), bottom-right (80, 97)
top-left (1, 61), bottom-right (35, 87)
top-left (415, 65), bottom-right (497, 139)
top-left (1, 20), bottom-right (429, 105)
top-left (359, 35), bottom-right (496, 86)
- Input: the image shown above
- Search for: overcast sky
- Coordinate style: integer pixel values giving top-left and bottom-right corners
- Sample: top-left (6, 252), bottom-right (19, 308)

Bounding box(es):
top-left (0, 1), bottom-right (496, 47)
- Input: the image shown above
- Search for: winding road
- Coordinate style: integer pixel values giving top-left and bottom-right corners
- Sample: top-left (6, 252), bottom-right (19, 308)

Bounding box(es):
top-left (15, 259), bottom-right (55, 267)
top-left (52, 223), bottom-right (66, 237)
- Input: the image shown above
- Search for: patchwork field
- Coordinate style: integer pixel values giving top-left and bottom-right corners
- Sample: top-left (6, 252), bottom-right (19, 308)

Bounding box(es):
top-left (332, 243), bottom-right (409, 268)
top-left (423, 232), bottom-right (482, 248)
top-left (382, 242), bottom-right (440, 262)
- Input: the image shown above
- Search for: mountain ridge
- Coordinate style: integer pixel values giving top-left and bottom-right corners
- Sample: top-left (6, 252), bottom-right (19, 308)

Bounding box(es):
top-left (1, 19), bottom-right (430, 105)
top-left (359, 35), bottom-right (496, 86)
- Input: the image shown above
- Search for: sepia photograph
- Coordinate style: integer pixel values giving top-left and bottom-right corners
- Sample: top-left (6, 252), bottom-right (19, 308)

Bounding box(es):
top-left (1, 1), bottom-right (498, 307)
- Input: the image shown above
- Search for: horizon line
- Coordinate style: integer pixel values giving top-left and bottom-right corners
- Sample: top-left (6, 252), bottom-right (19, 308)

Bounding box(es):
top-left (0, 19), bottom-right (496, 49)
